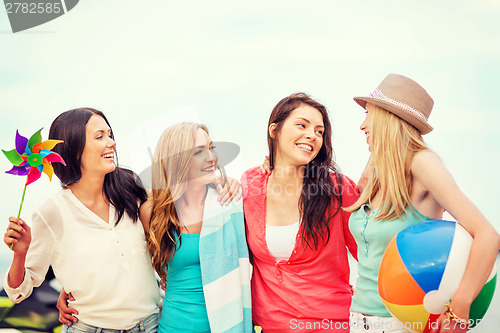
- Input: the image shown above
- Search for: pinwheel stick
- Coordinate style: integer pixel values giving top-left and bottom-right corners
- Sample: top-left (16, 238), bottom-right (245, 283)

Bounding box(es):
top-left (17, 185), bottom-right (27, 218)
top-left (10, 184), bottom-right (27, 250)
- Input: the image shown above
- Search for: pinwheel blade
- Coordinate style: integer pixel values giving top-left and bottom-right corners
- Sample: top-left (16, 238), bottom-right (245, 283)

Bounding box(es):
top-left (33, 140), bottom-right (63, 153)
top-left (45, 152), bottom-right (66, 166)
top-left (26, 167), bottom-right (41, 185)
top-left (41, 162), bottom-right (54, 181)
top-left (6, 165), bottom-right (30, 176)
top-left (28, 128), bottom-right (43, 151)
top-left (15, 130), bottom-right (28, 155)
top-left (39, 149), bottom-right (55, 158)
top-left (2, 149), bottom-right (24, 166)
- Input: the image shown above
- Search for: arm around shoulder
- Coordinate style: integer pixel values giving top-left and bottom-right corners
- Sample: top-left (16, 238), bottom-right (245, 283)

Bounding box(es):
top-left (337, 174), bottom-right (359, 261)
top-left (356, 156), bottom-right (372, 194)
top-left (340, 174), bottom-right (360, 207)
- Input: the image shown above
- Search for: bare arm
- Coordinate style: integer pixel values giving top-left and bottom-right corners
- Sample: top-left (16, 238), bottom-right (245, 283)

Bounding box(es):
top-left (412, 151), bottom-right (500, 323)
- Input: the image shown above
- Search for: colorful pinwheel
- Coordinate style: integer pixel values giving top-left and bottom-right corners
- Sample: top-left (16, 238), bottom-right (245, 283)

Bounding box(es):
top-left (2, 128), bottom-right (66, 249)
top-left (3, 129), bottom-right (66, 185)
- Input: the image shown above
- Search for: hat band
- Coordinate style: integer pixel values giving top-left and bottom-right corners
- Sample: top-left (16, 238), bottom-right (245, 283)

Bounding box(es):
top-left (369, 89), bottom-right (428, 122)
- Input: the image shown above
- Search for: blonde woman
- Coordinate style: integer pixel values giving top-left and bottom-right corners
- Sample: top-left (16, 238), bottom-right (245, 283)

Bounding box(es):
top-left (143, 122), bottom-right (252, 333)
top-left (347, 74), bottom-right (500, 333)
top-left (52, 120), bottom-right (241, 332)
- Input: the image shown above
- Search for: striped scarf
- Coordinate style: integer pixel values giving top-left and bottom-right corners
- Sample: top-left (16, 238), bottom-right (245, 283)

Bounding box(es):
top-left (199, 187), bottom-right (253, 333)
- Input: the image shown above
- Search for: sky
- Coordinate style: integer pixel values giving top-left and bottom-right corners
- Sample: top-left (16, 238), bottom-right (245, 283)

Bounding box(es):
top-left (0, 0), bottom-right (499, 329)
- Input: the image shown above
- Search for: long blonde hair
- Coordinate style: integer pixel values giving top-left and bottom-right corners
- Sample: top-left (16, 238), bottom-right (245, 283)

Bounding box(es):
top-left (346, 105), bottom-right (430, 221)
top-left (147, 122), bottom-right (213, 280)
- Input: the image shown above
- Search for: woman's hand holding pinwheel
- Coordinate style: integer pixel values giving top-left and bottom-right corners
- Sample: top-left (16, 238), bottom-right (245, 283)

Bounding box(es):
top-left (4, 217), bottom-right (31, 254)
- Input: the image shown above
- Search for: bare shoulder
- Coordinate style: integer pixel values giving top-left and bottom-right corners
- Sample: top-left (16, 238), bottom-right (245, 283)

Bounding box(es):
top-left (411, 150), bottom-right (460, 200)
top-left (411, 150), bottom-right (445, 179)
top-left (139, 199), bottom-right (154, 232)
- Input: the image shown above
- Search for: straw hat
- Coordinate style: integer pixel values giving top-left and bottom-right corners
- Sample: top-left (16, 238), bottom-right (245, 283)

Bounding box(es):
top-left (354, 74), bottom-right (434, 134)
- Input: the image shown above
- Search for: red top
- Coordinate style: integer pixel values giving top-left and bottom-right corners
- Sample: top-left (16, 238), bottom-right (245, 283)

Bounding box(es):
top-left (242, 168), bottom-right (359, 333)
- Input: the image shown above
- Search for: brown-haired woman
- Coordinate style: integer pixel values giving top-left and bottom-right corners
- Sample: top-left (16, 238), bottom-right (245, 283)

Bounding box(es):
top-left (3, 108), bottom-right (161, 333)
top-left (242, 93), bottom-right (359, 332)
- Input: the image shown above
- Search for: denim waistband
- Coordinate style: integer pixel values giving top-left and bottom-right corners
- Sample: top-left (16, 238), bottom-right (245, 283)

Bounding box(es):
top-left (66, 311), bottom-right (158, 333)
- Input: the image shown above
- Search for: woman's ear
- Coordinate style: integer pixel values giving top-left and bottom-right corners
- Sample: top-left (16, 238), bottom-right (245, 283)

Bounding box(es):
top-left (269, 123), bottom-right (277, 139)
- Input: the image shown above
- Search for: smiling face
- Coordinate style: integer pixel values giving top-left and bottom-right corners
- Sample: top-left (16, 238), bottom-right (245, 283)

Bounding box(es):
top-left (270, 104), bottom-right (324, 168)
top-left (80, 114), bottom-right (116, 177)
top-left (360, 102), bottom-right (375, 152)
top-left (187, 127), bottom-right (218, 186)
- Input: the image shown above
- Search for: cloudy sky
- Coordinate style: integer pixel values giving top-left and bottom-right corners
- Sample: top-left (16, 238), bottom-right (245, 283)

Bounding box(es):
top-left (0, 0), bottom-right (499, 327)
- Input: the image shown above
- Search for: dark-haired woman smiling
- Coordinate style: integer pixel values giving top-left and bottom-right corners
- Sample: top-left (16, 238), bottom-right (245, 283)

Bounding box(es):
top-left (3, 108), bottom-right (161, 332)
top-left (242, 93), bottom-right (359, 332)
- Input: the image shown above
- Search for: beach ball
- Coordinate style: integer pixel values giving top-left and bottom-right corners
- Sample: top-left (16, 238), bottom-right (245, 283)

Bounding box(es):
top-left (379, 220), bottom-right (496, 332)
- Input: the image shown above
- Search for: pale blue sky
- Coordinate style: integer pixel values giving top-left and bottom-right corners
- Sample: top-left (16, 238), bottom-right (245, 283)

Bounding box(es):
top-left (0, 0), bottom-right (499, 328)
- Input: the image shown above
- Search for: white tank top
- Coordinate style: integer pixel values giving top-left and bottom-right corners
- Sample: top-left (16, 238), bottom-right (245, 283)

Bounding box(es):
top-left (266, 221), bottom-right (300, 262)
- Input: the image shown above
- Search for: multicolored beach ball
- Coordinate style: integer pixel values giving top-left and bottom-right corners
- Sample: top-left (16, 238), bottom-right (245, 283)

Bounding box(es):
top-left (379, 220), bottom-right (497, 333)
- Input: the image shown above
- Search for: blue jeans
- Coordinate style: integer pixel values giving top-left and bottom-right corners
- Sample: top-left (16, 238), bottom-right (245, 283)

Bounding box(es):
top-left (62, 312), bottom-right (159, 333)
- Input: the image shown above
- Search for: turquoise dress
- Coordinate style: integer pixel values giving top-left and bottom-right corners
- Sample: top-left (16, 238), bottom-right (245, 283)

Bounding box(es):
top-left (349, 204), bottom-right (430, 317)
top-left (158, 233), bottom-right (210, 333)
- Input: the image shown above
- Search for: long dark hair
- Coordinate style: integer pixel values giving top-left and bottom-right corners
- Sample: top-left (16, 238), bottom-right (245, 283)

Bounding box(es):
top-left (49, 108), bottom-right (147, 224)
top-left (268, 93), bottom-right (344, 250)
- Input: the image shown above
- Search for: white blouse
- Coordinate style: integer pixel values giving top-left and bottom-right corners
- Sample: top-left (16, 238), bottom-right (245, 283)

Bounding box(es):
top-left (266, 221), bottom-right (300, 262)
top-left (3, 189), bottom-right (160, 329)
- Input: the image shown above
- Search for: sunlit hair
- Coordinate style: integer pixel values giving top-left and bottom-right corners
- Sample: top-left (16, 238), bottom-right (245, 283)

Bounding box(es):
top-left (268, 92), bottom-right (344, 250)
top-left (147, 122), bottom-right (221, 281)
top-left (346, 105), bottom-right (430, 220)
